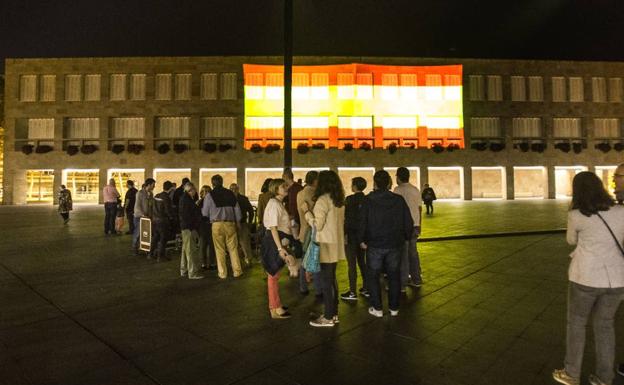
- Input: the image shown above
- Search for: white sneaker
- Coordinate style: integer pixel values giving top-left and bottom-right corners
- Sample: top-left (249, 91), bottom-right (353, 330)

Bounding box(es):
top-left (552, 369), bottom-right (580, 385)
top-left (180, 271), bottom-right (188, 277)
top-left (189, 275), bottom-right (205, 280)
top-left (368, 307), bottom-right (383, 318)
top-left (588, 374), bottom-right (608, 385)
top-left (390, 309), bottom-right (399, 317)
top-left (309, 316), bottom-right (335, 327)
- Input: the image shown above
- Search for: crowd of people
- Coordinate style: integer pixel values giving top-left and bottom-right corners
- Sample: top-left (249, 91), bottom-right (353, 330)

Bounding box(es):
top-left (56, 165), bottom-right (624, 383)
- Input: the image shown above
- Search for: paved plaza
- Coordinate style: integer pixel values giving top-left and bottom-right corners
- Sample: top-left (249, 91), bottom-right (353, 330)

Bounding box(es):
top-left (1, 201), bottom-right (623, 385)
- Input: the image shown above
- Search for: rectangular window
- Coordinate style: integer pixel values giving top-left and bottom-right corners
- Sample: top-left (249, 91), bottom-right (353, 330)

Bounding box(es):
top-left (84, 74), bottom-right (101, 101)
top-left (337, 73), bottom-right (354, 99)
top-left (27, 118), bottom-right (55, 139)
top-left (510, 76), bottom-right (526, 102)
top-left (486, 75), bottom-right (503, 101)
top-left (201, 117), bottom-right (236, 138)
top-left (175, 73), bottom-right (192, 100)
top-left (310, 73), bottom-right (329, 99)
top-left (130, 74), bottom-right (146, 100)
top-left (400, 74), bottom-right (418, 100)
top-left (338, 116), bottom-right (373, 137)
top-left (512, 118), bottom-right (542, 137)
top-left (264, 73), bottom-right (283, 100)
top-left (569, 77), bottom-right (584, 102)
top-left (220, 73), bottom-right (237, 100)
top-left (292, 116), bottom-right (330, 138)
top-left (552, 77), bottom-right (566, 102)
top-left (355, 73), bottom-right (373, 100)
top-left (425, 74), bottom-right (442, 100)
top-left (65, 74), bottom-right (82, 101)
top-left (469, 75), bottom-right (484, 101)
top-left (156, 117), bottom-right (190, 138)
top-left (20, 75), bottom-right (37, 102)
top-left (609, 77), bottom-right (622, 103)
top-left (109, 74), bottom-right (127, 101)
top-left (423, 116), bottom-right (461, 129)
top-left (66, 118), bottom-right (99, 139)
top-left (470, 117), bottom-right (501, 137)
top-left (201, 73), bottom-right (218, 100)
top-left (528, 76), bottom-right (544, 102)
top-left (381, 73), bottom-right (399, 100)
top-left (382, 116), bottom-right (418, 137)
top-left (292, 73), bottom-right (310, 99)
top-left (40, 75), bottom-right (56, 102)
top-left (111, 118), bottom-right (145, 138)
top-left (444, 74), bottom-right (461, 100)
top-left (594, 118), bottom-right (620, 138)
top-left (155, 74), bottom-right (172, 100)
top-left (553, 118), bottom-right (582, 137)
top-left (592, 77), bottom-right (607, 103)
top-left (245, 116), bottom-right (283, 139)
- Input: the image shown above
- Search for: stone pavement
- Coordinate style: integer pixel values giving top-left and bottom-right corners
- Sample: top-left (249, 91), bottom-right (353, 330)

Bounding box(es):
top-left (0, 201), bottom-right (622, 385)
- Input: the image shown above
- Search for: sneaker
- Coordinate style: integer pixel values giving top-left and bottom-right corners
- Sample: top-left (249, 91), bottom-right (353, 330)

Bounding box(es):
top-left (618, 364), bottom-right (624, 376)
top-left (340, 291), bottom-right (357, 301)
top-left (368, 307), bottom-right (383, 318)
top-left (309, 316), bottom-right (335, 327)
top-left (407, 281), bottom-right (423, 288)
top-left (552, 369), bottom-right (580, 385)
top-left (588, 374), bottom-right (607, 385)
top-left (333, 315), bottom-right (340, 324)
top-left (180, 271), bottom-right (188, 277)
top-left (400, 289), bottom-right (407, 294)
top-left (390, 309), bottom-right (399, 317)
top-left (189, 275), bottom-right (205, 280)
top-left (359, 288), bottom-right (370, 298)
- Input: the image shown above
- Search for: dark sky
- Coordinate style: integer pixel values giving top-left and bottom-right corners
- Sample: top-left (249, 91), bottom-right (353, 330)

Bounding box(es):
top-left (1, 0), bottom-right (624, 71)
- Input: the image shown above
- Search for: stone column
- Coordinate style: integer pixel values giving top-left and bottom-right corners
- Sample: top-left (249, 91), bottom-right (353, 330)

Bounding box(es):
top-left (463, 167), bottom-right (472, 201)
top-left (237, 166), bottom-right (246, 195)
top-left (420, 167), bottom-right (429, 188)
top-left (98, 169), bottom-right (108, 204)
top-left (547, 166), bottom-right (556, 199)
top-left (53, 168), bottom-right (63, 205)
top-left (505, 165), bottom-right (515, 200)
top-left (191, 168), bottom-right (200, 187)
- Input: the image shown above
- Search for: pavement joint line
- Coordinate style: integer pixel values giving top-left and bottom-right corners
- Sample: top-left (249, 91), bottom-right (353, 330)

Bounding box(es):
top-left (0, 260), bottom-right (164, 385)
top-left (418, 229), bottom-right (566, 243)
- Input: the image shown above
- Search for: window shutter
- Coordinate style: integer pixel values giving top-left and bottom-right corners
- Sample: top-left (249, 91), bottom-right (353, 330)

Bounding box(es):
top-left (175, 73), bottom-right (192, 100)
top-left (110, 74), bottom-right (127, 101)
top-left (510, 76), bottom-right (526, 102)
top-left (20, 75), bottom-right (37, 102)
top-left (130, 74), bottom-right (146, 100)
top-left (200, 73), bottom-right (218, 100)
top-left (84, 74), bottom-right (101, 101)
top-left (65, 75), bottom-right (82, 101)
top-left (155, 74), bottom-right (172, 100)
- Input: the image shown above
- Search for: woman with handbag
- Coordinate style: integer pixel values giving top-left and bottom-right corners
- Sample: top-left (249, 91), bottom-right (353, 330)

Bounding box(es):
top-left (553, 171), bottom-right (624, 385)
top-left (261, 178), bottom-right (296, 319)
top-left (302, 170), bottom-right (346, 327)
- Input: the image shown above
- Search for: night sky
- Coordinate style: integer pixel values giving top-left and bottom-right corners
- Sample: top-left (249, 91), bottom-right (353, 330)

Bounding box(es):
top-left (1, 0), bottom-right (624, 71)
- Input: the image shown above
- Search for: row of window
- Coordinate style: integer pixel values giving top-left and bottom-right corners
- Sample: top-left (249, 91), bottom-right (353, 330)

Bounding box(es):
top-left (18, 117), bottom-right (238, 140)
top-left (469, 75), bottom-right (624, 103)
top-left (471, 117), bottom-right (622, 138)
top-left (18, 73), bottom-right (238, 102)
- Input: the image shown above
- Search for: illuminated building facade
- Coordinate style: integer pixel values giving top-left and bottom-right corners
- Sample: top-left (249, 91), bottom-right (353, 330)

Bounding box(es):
top-left (3, 56), bottom-right (624, 205)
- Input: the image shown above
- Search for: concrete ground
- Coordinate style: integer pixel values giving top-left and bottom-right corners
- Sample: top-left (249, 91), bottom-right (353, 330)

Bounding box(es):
top-left (0, 201), bottom-right (622, 385)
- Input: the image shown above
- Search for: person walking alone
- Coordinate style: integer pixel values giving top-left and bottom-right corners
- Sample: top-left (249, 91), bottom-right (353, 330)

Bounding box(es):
top-left (421, 184), bottom-right (437, 215)
top-left (553, 172), bottom-right (624, 385)
top-left (302, 170), bottom-right (346, 327)
top-left (58, 185), bottom-right (72, 225)
top-left (103, 179), bottom-right (121, 235)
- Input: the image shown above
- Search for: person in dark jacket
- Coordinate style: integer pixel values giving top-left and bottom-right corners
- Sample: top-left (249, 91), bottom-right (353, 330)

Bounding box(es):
top-left (150, 181), bottom-right (175, 261)
top-left (230, 183), bottom-right (255, 265)
top-left (358, 170), bottom-right (414, 318)
top-left (340, 177), bottom-right (369, 301)
top-left (421, 184), bottom-right (437, 215)
top-left (179, 182), bottom-right (203, 279)
top-left (124, 180), bottom-right (138, 235)
top-left (172, 177), bottom-right (190, 234)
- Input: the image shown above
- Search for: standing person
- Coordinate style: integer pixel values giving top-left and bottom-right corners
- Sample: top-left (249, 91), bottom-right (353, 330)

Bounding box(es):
top-left (103, 179), bottom-right (121, 235)
top-left (257, 178), bottom-right (273, 232)
top-left (359, 170), bottom-right (413, 318)
top-left (124, 180), bottom-right (138, 235)
top-left (394, 167), bottom-right (423, 290)
top-left (230, 183), bottom-right (255, 265)
top-left (179, 183), bottom-right (203, 279)
top-left (150, 181), bottom-right (175, 262)
top-left (283, 169), bottom-right (303, 238)
top-left (340, 177), bottom-right (369, 301)
top-left (197, 185), bottom-right (216, 270)
top-left (133, 178), bottom-right (156, 254)
top-left (297, 171), bottom-right (323, 297)
top-left (261, 178), bottom-right (296, 319)
top-left (114, 199), bottom-right (125, 235)
top-left (302, 170), bottom-right (346, 327)
top-left (202, 175), bottom-right (244, 279)
top-left (172, 177), bottom-right (190, 234)
top-left (553, 172), bottom-right (624, 385)
top-left (58, 185), bottom-right (72, 225)
top-left (421, 184), bottom-right (437, 215)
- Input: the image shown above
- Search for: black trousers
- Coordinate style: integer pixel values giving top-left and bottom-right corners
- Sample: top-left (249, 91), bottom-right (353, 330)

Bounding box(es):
top-left (367, 247), bottom-right (402, 311)
top-left (150, 221), bottom-right (170, 258)
top-left (104, 203), bottom-right (117, 234)
top-left (126, 211), bottom-right (135, 233)
top-left (346, 240), bottom-right (368, 293)
top-left (424, 201), bottom-right (434, 214)
top-left (320, 262), bottom-right (339, 318)
top-left (60, 212), bottom-right (69, 221)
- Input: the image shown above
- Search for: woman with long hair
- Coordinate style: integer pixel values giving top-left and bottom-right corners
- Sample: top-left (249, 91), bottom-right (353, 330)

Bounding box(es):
top-left (261, 178), bottom-right (296, 319)
top-left (553, 171), bottom-right (624, 385)
top-left (302, 170), bottom-right (346, 327)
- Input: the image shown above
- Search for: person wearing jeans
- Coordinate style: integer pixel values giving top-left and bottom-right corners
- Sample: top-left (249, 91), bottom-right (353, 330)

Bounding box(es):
top-left (297, 171), bottom-right (323, 297)
top-left (394, 167), bottom-right (423, 290)
top-left (179, 183), bottom-right (203, 279)
top-left (341, 177), bottom-right (368, 301)
top-left (102, 179), bottom-right (120, 235)
top-left (553, 172), bottom-right (624, 385)
top-left (132, 179), bottom-right (155, 254)
top-left (124, 180), bottom-right (138, 235)
top-left (358, 170), bottom-right (413, 318)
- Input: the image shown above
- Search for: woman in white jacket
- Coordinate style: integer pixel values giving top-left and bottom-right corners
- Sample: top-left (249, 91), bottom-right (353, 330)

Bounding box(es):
top-left (554, 172), bottom-right (624, 385)
top-left (302, 170), bottom-right (346, 327)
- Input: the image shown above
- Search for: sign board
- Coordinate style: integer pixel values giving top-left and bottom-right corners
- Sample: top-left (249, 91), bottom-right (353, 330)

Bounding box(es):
top-left (139, 217), bottom-right (151, 252)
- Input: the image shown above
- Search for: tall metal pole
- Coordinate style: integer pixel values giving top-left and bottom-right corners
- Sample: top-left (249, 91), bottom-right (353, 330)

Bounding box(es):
top-left (283, 0), bottom-right (293, 170)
